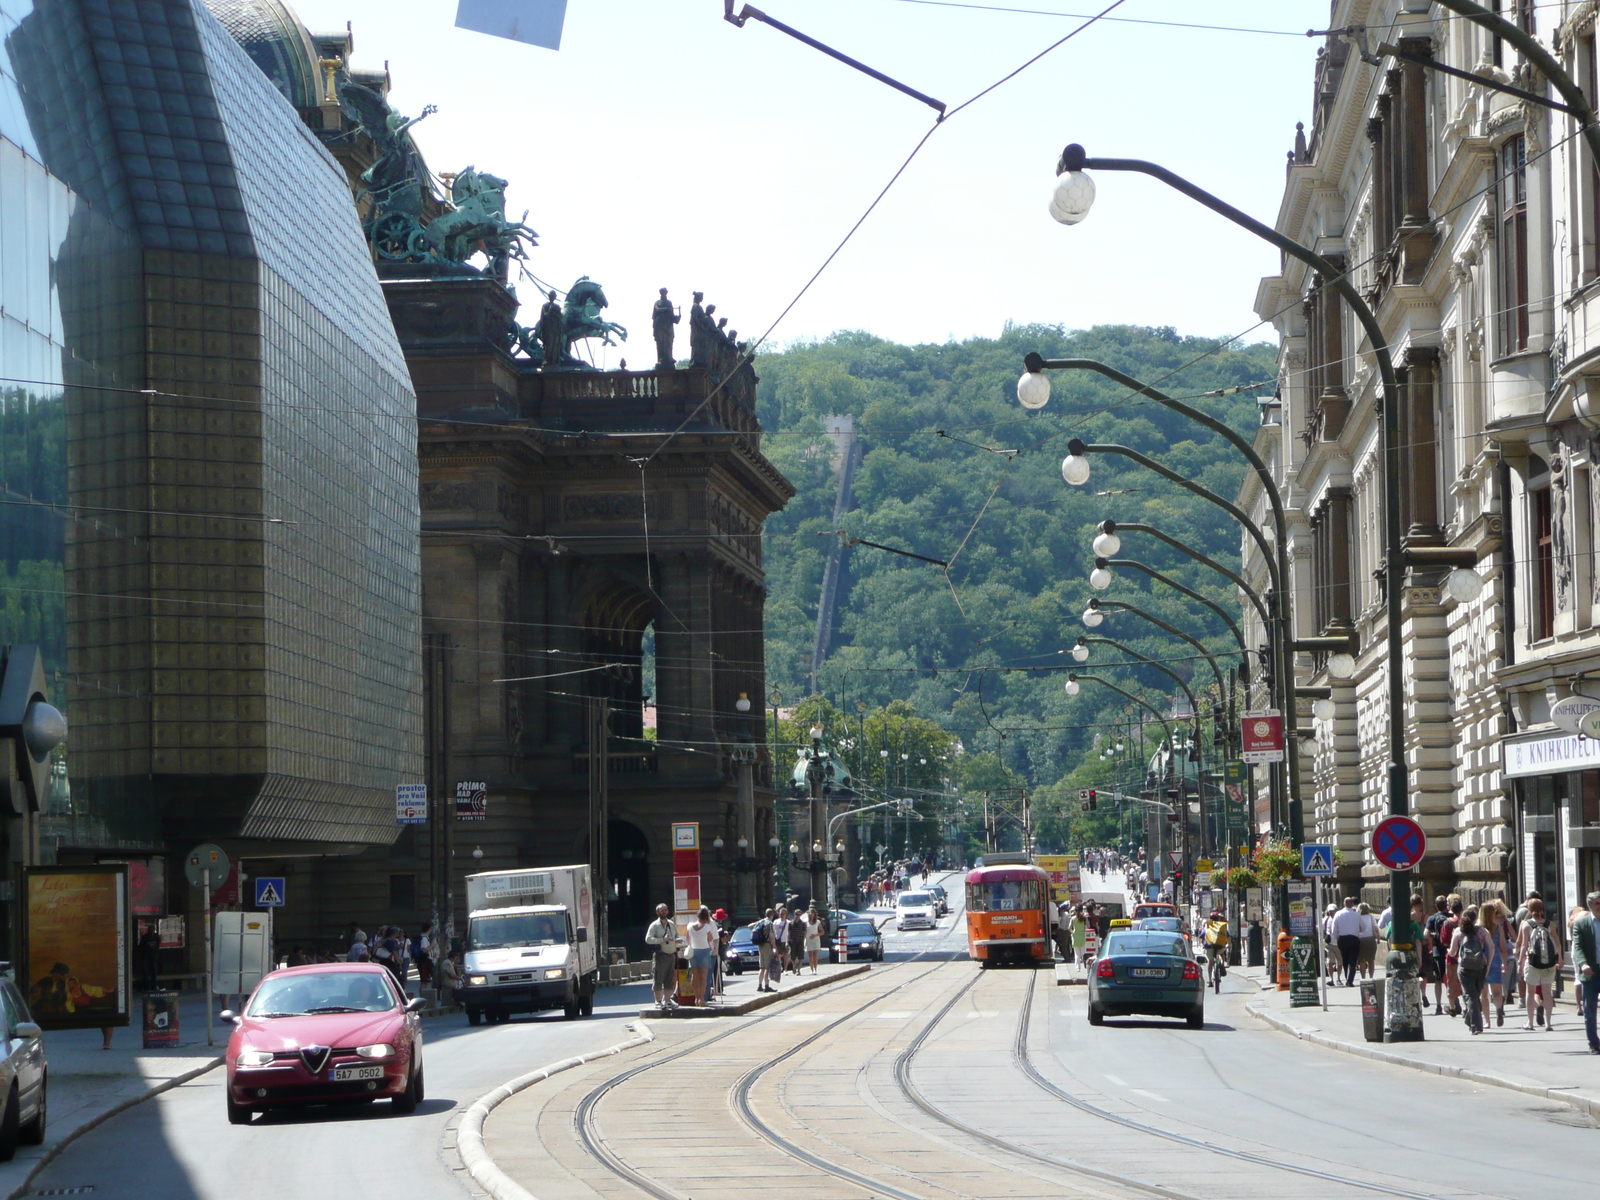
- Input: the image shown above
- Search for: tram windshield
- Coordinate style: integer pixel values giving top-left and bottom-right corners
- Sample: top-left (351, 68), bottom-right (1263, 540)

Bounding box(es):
top-left (966, 879), bottom-right (1044, 913)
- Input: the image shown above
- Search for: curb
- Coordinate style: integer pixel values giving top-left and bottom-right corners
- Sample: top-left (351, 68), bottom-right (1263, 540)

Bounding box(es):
top-left (7, 1055), bottom-right (224, 1200)
top-left (637, 963), bottom-right (872, 1018)
top-left (1245, 1001), bottom-right (1600, 1121)
top-left (455, 1020), bottom-right (657, 1200)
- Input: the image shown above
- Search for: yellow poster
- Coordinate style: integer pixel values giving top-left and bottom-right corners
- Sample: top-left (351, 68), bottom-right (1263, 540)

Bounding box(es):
top-left (1035, 855), bottom-right (1076, 904)
top-left (25, 867), bottom-right (128, 1030)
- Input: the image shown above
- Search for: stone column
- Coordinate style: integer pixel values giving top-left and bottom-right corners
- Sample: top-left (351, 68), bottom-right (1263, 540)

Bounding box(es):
top-left (1403, 347), bottom-right (1442, 543)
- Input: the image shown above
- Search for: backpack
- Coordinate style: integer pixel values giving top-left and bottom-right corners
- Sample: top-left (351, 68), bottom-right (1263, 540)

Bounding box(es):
top-left (1458, 929), bottom-right (1487, 971)
top-left (1527, 920), bottom-right (1558, 970)
top-left (751, 920), bottom-right (770, 946)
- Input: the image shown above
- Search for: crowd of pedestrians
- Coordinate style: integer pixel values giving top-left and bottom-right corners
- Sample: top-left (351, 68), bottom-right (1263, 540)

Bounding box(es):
top-left (645, 899), bottom-right (834, 1011)
top-left (860, 856), bottom-right (938, 907)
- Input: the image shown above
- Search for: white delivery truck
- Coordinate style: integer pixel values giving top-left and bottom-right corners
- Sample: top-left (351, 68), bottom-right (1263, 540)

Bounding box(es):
top-left (460, 864), bottom-right (597, 1025)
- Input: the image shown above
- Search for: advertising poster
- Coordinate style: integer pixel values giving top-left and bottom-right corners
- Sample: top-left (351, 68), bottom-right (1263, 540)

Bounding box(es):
top-left (1034, 855), bottom-right (1073, 904)
top-left (24, 866), bottom-right (129, 1030)
top-left (125, 859), bottom-right (165, 916)
top-left (1287, 879), bottom-right (1314, 936)
top-left (455, 780), bottom-right (487, 821)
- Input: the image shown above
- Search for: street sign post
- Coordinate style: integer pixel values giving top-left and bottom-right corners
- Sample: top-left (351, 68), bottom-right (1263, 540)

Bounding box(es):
top-left (253, 876), bottom-right (285, 907)
top-left (1167, 850), bottom-right (1182, 871)
top-left (1372, 816), bottom-right (1426, 871)
top-left (185, 844), bottom-right (228, 1049)
top-left (1301, 843), bottom-right (1335, 877)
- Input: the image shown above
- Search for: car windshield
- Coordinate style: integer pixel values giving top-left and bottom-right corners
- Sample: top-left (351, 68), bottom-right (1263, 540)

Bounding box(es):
top-left (1105, 933), bottom-right (1188, 957)
top-left (730, 926), bottom-right (754, 945)
top-left (846, 923), bottom-right (876, 936)
top-left (899, 893), bottom-right (932, 905)
top-left (247, 971), bottom-right (398, 1016)
top-left (1136, 918), bottom-right (1182, 932)
top-left (468, 912), bottom-right (567, 950)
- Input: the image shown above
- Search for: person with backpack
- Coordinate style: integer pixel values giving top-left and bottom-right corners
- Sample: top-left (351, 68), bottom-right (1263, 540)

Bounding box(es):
top-left (1440, 895), bottom-right (1465, 1016)
top-left (1452, 905), bottom-right (1492, 1034)
top-left (1515, 897), bottom-right (1561, 1031)
top-left (752, 907), bottom-right (777, 992)
top-left (1424, 896), bottom-right (1452, 1015)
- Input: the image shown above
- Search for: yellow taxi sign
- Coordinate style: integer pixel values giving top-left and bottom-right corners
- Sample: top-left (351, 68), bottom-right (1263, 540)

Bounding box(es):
top-left (1109, 918), bottom-right (1132, 927)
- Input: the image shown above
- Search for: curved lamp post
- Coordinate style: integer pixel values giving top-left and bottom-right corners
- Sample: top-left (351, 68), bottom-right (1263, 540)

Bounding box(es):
top-left (1092, 555), bottom-right (1247, 655)
top-left (1040, 144), bottom-right (1459, 1040)
top-left (1081, 598), bottom-right (1228, 700)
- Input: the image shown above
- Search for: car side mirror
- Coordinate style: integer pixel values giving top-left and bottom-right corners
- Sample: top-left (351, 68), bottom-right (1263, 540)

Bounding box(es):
top-left (12, 1022), bottom-right (40, 1039)
top-left (575, 926), bottom-right (589, 944)
top-left (405, 996), bottom-right (426, 1013)
top-left (218, 1010), bottom-right (238, 1023)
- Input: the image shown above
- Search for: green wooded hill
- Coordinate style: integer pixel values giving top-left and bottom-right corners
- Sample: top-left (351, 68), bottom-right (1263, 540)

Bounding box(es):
top-left (754, 324), bottom-right (1277, 799)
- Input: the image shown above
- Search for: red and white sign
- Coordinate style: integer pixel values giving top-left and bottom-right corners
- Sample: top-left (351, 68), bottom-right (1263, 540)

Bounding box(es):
top-left (1372, 815), bottom-right (1426, 871)
top-left (1241, 710), bottom-right (1285, 764)
top-left (1168, 850), bottom-right (1183, 870)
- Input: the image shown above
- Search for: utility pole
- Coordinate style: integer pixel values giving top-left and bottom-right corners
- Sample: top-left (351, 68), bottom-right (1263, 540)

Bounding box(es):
top-left (587, 698), bottom-right (610, 957)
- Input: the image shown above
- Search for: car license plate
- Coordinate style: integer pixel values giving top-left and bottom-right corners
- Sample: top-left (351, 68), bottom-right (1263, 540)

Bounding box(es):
top-left (1131, 968), bottom-right (1166, 978)
top-left (330, 1065), bottom-right (385, 1082)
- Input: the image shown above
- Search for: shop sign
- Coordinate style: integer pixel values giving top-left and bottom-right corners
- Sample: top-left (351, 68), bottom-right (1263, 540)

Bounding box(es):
top-left (1502, 731), bottom-right (1600, 778)
top-left (1550, 696), bottom-right (1600, 738)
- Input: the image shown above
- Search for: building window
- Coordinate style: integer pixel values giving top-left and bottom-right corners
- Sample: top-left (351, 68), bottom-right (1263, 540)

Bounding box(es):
top-left (1499, 135), bottom-right (1530, 354)
top-left (1584, 35), bottom-right (1600, 283)
top-left (389, 873), bottom-right (416, 909)
top-left (1531, 479), bottom-right (1555, 641)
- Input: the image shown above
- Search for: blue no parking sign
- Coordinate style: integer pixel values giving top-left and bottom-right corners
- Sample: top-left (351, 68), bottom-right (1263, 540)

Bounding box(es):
top-left (254, 876), bottom-right (286, 907)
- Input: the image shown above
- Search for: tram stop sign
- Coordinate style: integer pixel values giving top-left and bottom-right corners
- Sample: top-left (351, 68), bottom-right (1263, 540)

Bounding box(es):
top-left (1372, 816), bottom-right (1426, 871)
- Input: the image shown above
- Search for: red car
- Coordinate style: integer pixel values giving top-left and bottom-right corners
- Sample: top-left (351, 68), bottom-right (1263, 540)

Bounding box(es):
top-left (222, 963), bottom-right (425, 1124)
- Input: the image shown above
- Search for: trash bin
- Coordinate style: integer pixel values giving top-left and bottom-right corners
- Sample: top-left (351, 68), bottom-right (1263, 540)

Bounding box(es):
top-left (143, 990), bottom-right (180, 1048)
top-left (1359, 978), bottom-right (1385, 1043)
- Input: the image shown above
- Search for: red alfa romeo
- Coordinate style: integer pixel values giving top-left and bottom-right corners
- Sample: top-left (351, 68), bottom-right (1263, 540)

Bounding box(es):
top-left (222, 963), bottom-right (425, 1124)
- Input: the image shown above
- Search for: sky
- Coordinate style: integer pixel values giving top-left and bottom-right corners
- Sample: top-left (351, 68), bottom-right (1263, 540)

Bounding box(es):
top-left (289, 0), bottom-right (1324, 354)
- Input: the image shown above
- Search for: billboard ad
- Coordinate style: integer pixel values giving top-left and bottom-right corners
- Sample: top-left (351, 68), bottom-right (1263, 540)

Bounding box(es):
top-left (24, 865), bottom-right (129, 1030)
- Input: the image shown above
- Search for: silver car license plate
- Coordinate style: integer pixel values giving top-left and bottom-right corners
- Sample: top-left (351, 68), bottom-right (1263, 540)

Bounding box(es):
top-left (1130, 967), bottom-right (1166, 978)
top-left (331, 1065), bottom-right (385, 1082)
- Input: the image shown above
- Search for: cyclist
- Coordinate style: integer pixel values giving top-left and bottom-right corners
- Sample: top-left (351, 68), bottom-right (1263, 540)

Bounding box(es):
top-left (1202, 909), bottom-right (1230, 989)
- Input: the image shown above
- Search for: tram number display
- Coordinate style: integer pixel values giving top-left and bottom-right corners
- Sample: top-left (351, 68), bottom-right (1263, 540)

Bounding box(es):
top-left (996, 898), bottom-right (1017, 910)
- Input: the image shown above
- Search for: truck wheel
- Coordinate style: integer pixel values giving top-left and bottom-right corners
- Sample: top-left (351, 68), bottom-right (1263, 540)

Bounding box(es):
top-left (563, 997), bottom-right (581, 1020)
top-left (579, 983), bottom-right (594, 1017)
top-left (466, 1008), bottom-right (482, 1027)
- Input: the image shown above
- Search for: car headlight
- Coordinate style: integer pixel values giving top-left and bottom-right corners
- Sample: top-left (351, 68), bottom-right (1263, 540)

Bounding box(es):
top-left (467, 975), bottom-right (487, 986)
top-left (355, 1043), bottom-right (397, 1060)
top-left (236, 1049), bottom-right (275, 1068)
top-left (543, 968), bottom-right (566, 980)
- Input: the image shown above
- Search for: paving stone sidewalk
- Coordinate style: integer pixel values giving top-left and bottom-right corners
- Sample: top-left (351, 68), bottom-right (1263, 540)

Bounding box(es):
top-left (0, 991), bottom-right (224, 1199)
top-left (1239, 965), bottom-right (1600, 1119)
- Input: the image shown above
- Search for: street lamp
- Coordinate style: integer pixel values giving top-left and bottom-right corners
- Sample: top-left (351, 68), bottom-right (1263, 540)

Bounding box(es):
top-left (1071, 638), bottom-right (1090, 662)
top-left (1081, 603), bottom-right (1104, 628)
top-left (1092, 526), bottom-right (1121, 557)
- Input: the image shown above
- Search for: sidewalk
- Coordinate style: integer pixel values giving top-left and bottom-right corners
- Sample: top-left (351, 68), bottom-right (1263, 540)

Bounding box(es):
top-left (1240, 966), bottom-right (1600, 1120)
top-left (638, 957), bottom-right (870, 1017)
top-left (0, 991), bottom-right (224, 1199)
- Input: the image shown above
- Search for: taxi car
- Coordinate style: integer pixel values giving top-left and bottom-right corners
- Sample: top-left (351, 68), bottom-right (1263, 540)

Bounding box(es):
top-left (223, 963), bottom-right (426, 1123)
top-left (895, 890), bottom-right (938, 931)
top-left (1086, 929), bottom-right (1203, 1029)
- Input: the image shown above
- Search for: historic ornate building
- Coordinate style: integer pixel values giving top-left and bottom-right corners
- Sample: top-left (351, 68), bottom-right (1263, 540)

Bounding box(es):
top-left (1247, 1), bottom-right (1600, 918)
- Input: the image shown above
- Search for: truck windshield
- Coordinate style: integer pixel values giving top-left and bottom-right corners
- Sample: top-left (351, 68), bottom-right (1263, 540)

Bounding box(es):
top-left (468, 912), bottom-right (567, 950)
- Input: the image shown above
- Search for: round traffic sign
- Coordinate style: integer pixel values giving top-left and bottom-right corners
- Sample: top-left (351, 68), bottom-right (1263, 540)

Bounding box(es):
top-left (184, 842), bottom-right (230, 889)
top-left (1371, 816), bottom-right (1426, 871)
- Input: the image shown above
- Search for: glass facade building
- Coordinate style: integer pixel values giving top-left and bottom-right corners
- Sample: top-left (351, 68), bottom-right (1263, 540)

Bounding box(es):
top-left (0, 0), bottom-right (421, 868)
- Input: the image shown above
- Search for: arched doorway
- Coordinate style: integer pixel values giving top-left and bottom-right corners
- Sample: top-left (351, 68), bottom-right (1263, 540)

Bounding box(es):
top-left (609, 818), bottom-right (652, 949)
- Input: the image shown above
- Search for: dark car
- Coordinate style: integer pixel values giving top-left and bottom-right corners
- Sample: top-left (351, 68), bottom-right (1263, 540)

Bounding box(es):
top-left (1086, 930), bottom-right (1203, 1028)
top-left (927, 885), bottom-right (949, 916)
top-left (829, 921), bottom-right (884, 963)
top-left (725, 925), bottom-right (761, 975)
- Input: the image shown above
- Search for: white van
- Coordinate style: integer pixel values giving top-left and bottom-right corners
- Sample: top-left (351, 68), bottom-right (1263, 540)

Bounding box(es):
top-left (896, 890), bottom-right (938, 931)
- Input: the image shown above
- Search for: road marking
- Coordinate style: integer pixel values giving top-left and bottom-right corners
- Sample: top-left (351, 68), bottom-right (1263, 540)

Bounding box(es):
top-left (866, 1011), bottom-right (914, 1019)
top-left (963, 1010), bottom-right (999, 1019)
top-left (1130, 1088), bottom-right (1170, 1103)
top-left (784, 1014), bottom-right (828, 1021)
top-left (1104, 1073), bottom-right (1128, 1087)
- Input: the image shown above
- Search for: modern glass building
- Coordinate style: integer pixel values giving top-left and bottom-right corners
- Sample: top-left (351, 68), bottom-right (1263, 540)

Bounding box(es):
top-left (0, 0), bottom-right (421, 920)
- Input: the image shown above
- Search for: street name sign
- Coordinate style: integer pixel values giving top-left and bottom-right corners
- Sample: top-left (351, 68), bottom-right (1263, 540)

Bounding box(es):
top-left (1301, 843), bottom-right (1334, 877)
top-left (254, 876), bottom-right (285, 907)
top-left (1372, 815), bottom-right (1426, 870)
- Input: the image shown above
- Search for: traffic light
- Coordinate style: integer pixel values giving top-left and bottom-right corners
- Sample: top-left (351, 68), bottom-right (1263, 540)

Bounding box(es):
top-left (1087, 789), bottom-right (1098, 811)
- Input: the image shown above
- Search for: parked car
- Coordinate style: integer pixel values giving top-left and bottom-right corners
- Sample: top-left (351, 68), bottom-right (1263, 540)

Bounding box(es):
top-left (0, 977), bottom-right (45, 1158)
top-left (829, 921), bottom-right (884, 963)
top-left (223, 963), bottom-right (425, 1124)
top-left (895, 890), bottom-right (938, 931)
top-left (725, 925), bottom-right (762, 974)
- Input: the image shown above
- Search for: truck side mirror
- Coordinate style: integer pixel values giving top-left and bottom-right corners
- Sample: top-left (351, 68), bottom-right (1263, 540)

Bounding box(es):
top-left (575, 926), bottom-right (589, 944)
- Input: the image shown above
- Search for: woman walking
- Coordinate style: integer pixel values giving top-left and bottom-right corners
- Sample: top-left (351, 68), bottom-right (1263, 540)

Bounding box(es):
top-left (684, 906), bottom-right (718, 1005)
top-left (804, 904), bottom-right (824, 974)
top-left (1482, 899), bottom-right (1514, 1027)
top-left (1452, 905), bottom-right (1492, 1034)
top-left (1356, 902), bottom-right (1379, 981)
top-left (772, 907), bottom-right (790, 974)
top-left (787, 903), bottom-right (808, 974)
top-left (1515, 897), bottom-right (1561, 1030)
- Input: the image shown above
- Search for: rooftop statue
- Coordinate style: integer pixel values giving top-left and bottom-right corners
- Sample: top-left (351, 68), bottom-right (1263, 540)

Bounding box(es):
top-left (564, 278), bottom-right (627, 349)
top-left (339, 80), bottom-right (534, 270)
top-left (514, 277), bottom-right (627, 369)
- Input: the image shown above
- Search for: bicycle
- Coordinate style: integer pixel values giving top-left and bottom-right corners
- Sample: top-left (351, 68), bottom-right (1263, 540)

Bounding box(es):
top-left (1208, 948), bottom-right (1227, 992)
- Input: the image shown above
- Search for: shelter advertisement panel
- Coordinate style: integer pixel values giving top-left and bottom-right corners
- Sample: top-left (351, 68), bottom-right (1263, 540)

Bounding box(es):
top-left (24, 865), bottom-right (129, 1030)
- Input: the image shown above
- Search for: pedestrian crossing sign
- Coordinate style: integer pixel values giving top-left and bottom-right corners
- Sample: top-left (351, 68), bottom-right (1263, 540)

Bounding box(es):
top-left (254, 876), bottom-right (286, 907)
top-left (1300, 844), bottom-right (1334, 877)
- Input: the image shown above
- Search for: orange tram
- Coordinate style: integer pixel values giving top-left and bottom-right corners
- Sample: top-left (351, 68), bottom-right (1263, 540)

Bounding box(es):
top-left (964, 859), bottom-right (1052, 967)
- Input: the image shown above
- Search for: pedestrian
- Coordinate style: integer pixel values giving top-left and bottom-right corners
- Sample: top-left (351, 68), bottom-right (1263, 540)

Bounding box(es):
top-left (346, 930), bottom-right (370, 962)
top-left (772, 906), bottom-right (791, 972)
top-left (1573, 891), bottom-right (1600, 1054)
top-left (712, 908), bottom-right (730, 998)
top-left (1452, 905), bottom-right (1492, 1034)
top-left (346, 920), bottom-right (366, 953)
top-left (1332, 897), bottom-right (1363, 988)
top-left (804, 904), bottom-right (824, 974)
top-left (1070, 906), bottom-right (1087, 964)
top-left (787, 903), bottom-right (807, 971)
top-left (1481, 899), bottom-right (1514, 1027)
top-left (415, 924), bottom-right (434, 989)
top-left (1441, 895), bottom-right (1465, 1015)
top-left (138, 921), bottom-right (162, 992)
top-left (645, 903), bottom-right (681, 1010)
top-left (1515, 897), bottom-right (1561, 1031)
top-left (753, 907), bottom-right (778, 991)
top-left (1356, 903), bottom-right (1378, 980)
top-left (1424, 896), bottom-right (1451, 1015)
top-left (439, 949), bottom-right (463, 999)
top-left (685, 906), bottom-right (717, 1004)
top-left (1322, 904), bottom-right (1341, 985)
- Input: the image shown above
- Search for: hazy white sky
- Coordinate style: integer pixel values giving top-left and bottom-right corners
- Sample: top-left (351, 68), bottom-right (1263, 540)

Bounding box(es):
top-left (291, 0), bottom-right (1321, 351)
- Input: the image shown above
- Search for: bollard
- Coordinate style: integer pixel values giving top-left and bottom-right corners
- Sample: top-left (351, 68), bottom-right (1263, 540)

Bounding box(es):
top-left (1276, 929), bottom-right (1291, 990)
